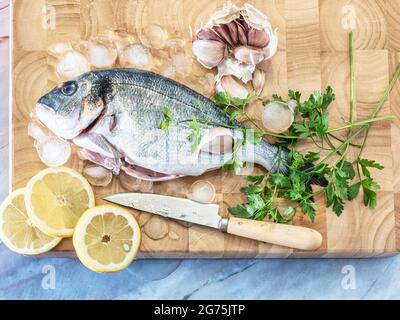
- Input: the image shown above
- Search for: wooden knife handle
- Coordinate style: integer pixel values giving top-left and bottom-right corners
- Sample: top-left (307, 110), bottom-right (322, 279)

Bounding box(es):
top-left (227, 217), bottom-right (322, 251)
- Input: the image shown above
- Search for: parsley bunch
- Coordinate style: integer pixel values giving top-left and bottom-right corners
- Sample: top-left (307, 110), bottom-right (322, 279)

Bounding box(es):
top-left (227, 32), bottom-right (399, 223)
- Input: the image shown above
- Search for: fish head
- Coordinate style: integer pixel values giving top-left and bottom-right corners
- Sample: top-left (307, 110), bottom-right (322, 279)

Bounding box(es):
top-left (36, 73), bottom-right (108, 140)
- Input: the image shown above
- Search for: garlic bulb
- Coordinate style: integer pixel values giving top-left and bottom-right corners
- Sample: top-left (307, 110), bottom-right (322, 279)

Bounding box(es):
top-left (216, 75), bottom-right (249, 99)
top-left (119, 44), bottom-right (153, 69)
top-left (192, 40), bottom-right (226, 69)
top-left (189, 180), bottom-right (216, 204)
top-left (262, 101), bottom-right (295, 133)
top-left (56, 50), bottom-right (91, 80)
top-left (192, 2), bottom-right (278, 96)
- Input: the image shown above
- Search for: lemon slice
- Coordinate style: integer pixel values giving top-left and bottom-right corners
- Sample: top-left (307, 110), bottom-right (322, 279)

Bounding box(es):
top-left (73, 205), bottom-right (141, 273)
top-left (25, 167), bottom-right (95, 237)
top-left (0, 189), bottom-right (62, 255)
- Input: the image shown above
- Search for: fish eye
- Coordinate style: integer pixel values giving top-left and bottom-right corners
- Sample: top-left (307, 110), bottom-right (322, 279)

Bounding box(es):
top-left (59, 81), bottom-right (78, 96)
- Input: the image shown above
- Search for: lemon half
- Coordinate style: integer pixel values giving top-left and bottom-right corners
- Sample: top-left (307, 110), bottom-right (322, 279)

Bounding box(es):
top-left (73, 205), bottom-right (141, 274)
top-left (0, 189), bottom-right (62, 255)
top-left (25, 167), bottom-right (95, 237)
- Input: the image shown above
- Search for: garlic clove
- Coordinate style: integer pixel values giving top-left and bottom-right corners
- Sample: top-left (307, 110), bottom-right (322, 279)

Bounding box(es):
top-left (233, 46), bottom-right (265, 65)
top-left (252, 69), bottom-right (266, 96)
top-left (216, 56), bottom-right (255, 83)
top-left (227, 21), bottom-right (238, 45)
top-left (83, 165), bottom-right (113, 187)
top-left (192, 40), bottom-right (226, 69)
top-left (212, 24), bottom-right (234, 47)
top-left (197, 28), bottom-right (224, 43)
top-left (264, 27), bottom-right (279, 60)
top-left (119, 44), bottom-right (153, 69)
top-left (236, 22), bottom-right (248, 46)
top-left (56, 50), bottom-right (91, 80)
top-left (139, 25), bottom-right (169, 50)
top-left (247, 28), bottom-right (270, 48)
top-left (216, 75), bottom-right (249, 99)
top-left (262, 101), bottom-right (295, 133)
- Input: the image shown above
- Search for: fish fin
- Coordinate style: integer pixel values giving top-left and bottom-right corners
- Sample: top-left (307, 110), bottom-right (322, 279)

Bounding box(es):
top-left (74, 133), bottom-right (121, 173)
top-left (121, 161), bottom-right (184, 181)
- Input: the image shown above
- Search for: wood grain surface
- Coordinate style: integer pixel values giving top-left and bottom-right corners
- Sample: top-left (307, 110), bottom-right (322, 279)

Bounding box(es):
top-left (11, 0), bottom-right (400, 258)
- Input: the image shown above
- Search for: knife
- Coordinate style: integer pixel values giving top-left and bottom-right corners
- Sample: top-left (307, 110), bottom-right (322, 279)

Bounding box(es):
top-left (104, 193), bottom-right (322, 251)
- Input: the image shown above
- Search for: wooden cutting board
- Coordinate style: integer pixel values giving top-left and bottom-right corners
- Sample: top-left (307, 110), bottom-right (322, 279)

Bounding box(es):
top-left (11, 0), bottom-right (400, 258)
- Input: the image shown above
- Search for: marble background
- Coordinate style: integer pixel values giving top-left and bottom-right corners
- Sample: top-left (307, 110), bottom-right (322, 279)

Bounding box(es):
top-left (1, 5), bottom-right (399, 300)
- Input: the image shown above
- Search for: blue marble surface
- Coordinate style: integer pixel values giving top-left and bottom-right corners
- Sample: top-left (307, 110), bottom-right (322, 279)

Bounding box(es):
top-left (1, 37), bottom-right (398, 301)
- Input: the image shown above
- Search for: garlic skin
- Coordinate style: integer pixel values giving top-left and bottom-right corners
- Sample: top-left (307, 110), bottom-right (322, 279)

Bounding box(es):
top-left (262, 101), bottom-right (295, 133)
top-left (206, 1), bottom-right (241, 26)
top-left (193, 1), bottom-right (278, 94)
top-left (56, 50), bottom-right (91, 80)
top-left (217, 56), bottom-right (255, 83)
top-left (252, 69), bottom-right (266, 95)
top-left (216, 75), bottom-right (249, 99)
top-left (242, 3), bottom-right (270, 30)
top-left (192, 40), bottom-right (226, 69)
top-left (119, 44), bottom-right (153, 69)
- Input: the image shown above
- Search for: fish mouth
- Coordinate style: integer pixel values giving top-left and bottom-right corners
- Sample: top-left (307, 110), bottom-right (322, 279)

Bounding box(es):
top-left (36, 102), bottom-right (106, 139)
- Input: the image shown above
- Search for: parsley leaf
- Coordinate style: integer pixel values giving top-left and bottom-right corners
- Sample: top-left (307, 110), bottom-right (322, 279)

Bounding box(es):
top-left (358, 159), bottom-right (384, 178)
top-left (160, 107), bottom-right (172, 131)
top-left (187, 116), bottom-right (202, 153)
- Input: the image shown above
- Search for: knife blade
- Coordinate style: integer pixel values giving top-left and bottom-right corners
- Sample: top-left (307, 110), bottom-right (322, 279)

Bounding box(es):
top-left (104, 193), bottom-right (322, 251)
top-left (104, 193), bottom-right (228, 230)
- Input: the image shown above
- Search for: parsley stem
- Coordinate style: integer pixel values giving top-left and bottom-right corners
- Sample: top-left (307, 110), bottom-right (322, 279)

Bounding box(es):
top-left (327, 115), bottom-right (394, 133)
top-left (317, 126), bottom-right (366, 165)
top-left (357, 63), bottom-right (400, 158)
top-left (328, 133), bottom-right (362, 148)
